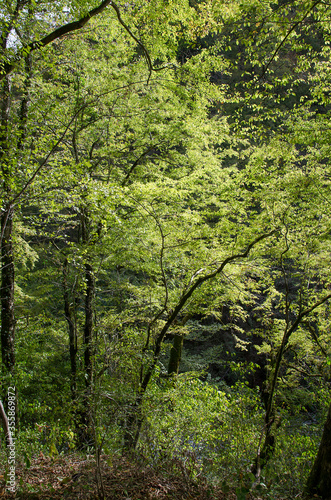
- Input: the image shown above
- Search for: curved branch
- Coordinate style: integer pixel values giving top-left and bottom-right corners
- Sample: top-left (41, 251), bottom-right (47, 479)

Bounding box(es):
top-left (122, 144), bottom-right (160, 187)
top-left (141, 229), bottom-right (277, 392)
top-left (110, 2), bottom-right (173, 84)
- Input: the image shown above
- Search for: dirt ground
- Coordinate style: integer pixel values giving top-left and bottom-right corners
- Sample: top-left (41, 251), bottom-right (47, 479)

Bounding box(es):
top-left (0, 453), bottom-right (242, 499)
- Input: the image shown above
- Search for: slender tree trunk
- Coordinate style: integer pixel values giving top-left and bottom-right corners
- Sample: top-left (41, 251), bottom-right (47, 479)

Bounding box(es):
top-left (1, 48), bottom-right (31, 375)
top-left (78, 261), bottom-right (95, 446)
top-left (84, 262), bottom-right (94, 390)
top-left (306, 401), bottom-right (331, 499)
top-left (1, 52), bottom-right (31, 438)
top-left (167, 334), bottom-right (183, 376)
top-left (76, 208), bottom-right (95, 447)
top-left (0, 399), bottom-right (13, 447)
top-left (63, 258), bottom-right (77, 400)
top-left (81, 209), bottom-right (94, 391)
top-left (1, 206), bottom-right (15, 373)
top-left (0, 76), bottom-right (15, 376)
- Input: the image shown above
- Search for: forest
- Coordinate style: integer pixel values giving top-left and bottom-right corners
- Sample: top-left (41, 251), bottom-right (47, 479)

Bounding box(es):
top-left (1, 0), bottom-right (331, 498)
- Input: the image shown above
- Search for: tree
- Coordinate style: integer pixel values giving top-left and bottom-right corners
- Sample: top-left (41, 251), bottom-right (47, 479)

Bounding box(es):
top-left (123, 229), bottom-right (277, 449)
top-left (306, 401), bottom-right (331, 498)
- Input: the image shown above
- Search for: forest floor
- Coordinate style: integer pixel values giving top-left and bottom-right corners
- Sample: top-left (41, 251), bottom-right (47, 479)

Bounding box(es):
top-left (0, 452), bottom-right (269, 499)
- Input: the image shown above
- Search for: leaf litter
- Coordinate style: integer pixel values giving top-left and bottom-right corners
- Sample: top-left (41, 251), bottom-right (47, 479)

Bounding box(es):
top-left (0, 453), bottom-right (241, 499)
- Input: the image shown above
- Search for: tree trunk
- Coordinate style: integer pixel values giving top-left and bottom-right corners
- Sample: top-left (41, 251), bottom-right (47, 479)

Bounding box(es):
top-left (0, 76), bottom-right (15, 376)
top-left (63, 258), bottom-right (77, 401)
top-left (75, 207), bottom-right (95, 447)
top-left (167, 334), bottom-right (183, 376)
top-left (0, 399), bottom-right (13, 447)
top-left (1, 50), bottom-right (31, 376)
top-left (306, 401), bottom-right (331, 499)
top-left (1, 205), bottom-right (15, 373)
top-left (84, 262), bottom-right (94, 390)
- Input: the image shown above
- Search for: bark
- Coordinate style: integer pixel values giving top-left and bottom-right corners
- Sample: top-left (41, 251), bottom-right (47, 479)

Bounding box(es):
top-left (306, 401), bottom-right (331, 499)
top-left (77, 261), bottom-right (95, 447)
top-left (81, 208), bottom-right (94, 391)
top-left (1, 46), bottom-right (31, 375)
top-left (63, 254), bottom-right (93, 446)
top-left (74, 208), bottom-right (95, 447)
top-left (17, 53), bottom-right (32, 151)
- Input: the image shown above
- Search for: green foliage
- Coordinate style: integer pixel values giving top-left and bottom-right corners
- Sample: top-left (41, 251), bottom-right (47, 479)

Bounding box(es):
top-left (2, 1), bottom-right (331, 498)
top-left (139, 375), bottom-right (264, 481)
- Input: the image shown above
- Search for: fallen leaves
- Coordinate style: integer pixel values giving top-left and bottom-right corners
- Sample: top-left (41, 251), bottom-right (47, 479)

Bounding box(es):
top-left (0, 453), bottom-right (268, 499)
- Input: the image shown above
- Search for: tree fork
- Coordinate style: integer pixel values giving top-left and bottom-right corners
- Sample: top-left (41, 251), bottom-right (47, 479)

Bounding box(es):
top-left (1, 206), bottom-right (15, 373)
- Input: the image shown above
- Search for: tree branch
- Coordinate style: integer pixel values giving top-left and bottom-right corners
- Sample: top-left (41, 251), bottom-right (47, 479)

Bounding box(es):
top-left (260, 0), bottom-right (323, 80)
top-left (141, 229), bottom-right (277, 392)
top-left (1, 0), bottom-right (113, 77)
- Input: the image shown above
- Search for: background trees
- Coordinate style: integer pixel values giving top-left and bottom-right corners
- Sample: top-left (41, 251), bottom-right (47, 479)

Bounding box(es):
top-left (1, 0), bottom-right (331, 498)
